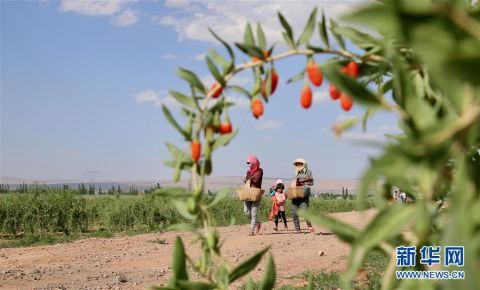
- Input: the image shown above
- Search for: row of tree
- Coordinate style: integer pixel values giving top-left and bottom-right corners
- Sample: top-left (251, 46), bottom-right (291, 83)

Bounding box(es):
top-left (0, 182), bottom-right (162, 195)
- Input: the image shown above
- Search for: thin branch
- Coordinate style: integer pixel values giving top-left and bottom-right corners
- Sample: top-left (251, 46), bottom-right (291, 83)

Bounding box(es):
top-left (427, 104), bottom-right (480, 147)
top-left (200, 48), bottom-right (386, 111)
top-left (445, 6), bottom-right (480, 41)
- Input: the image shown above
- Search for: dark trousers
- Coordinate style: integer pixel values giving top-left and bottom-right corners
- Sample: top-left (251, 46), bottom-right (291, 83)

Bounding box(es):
top-left (292, 199), bottom-right (312, 230)
top-left (274, 211), bottom-right (287, 227)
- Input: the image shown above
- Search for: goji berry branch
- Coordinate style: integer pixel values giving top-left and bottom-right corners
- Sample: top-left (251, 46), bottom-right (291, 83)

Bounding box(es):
top-left (199, 48), bottom-right (387, 112)
top-left (191, 47), bottom-right (396, 195)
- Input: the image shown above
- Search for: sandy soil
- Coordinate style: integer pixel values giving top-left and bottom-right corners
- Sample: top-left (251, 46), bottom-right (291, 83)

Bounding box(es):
top-left (0, 209), bottom-right (377, 290)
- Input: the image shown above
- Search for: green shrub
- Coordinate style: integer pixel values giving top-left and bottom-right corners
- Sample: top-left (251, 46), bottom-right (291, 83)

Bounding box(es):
top-left (0, 192), bottom-right (371, 238)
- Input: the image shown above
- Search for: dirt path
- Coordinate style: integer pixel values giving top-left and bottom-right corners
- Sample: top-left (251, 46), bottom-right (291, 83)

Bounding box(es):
top-left (0, 209), bottom-right (377, 290)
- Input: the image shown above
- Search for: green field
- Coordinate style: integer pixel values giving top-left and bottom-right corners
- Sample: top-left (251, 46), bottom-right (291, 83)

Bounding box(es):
top-left (0, 191), bottom-right (374, 248)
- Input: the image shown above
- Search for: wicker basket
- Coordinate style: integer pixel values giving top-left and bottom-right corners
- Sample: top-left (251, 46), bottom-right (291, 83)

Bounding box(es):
top-left (236, 180), bottom-right (264, 202)
top-left (287, 187), bottom-right (305, 199)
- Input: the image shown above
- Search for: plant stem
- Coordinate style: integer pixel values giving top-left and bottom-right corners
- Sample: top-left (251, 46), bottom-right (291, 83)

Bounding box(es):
top-left (429, 105), bottom-right (480, 146)
top-left (200, 48), bottom-right (385, 111)
top-left (445, 6), bottom-right (480, 41)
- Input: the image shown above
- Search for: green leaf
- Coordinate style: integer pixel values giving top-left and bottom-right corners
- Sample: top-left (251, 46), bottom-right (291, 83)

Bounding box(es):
top-left (167, 223), bottom-right (196, 232)
top-left (257, 23), bottom-right (266, 50)
top-left (341, 205), bottom-right (415, 289)
top-left (252, 67), bottom-right (262, 96)
top-left (173, 154), bottom-right (183, 182)
top-left (286, 69), bottom-right (306, 84)
top-left (228, 85), bottom-right (253, 99)
top-left (262, 69), bottom-right (272, 101)
top-left (152, 187), bottom-right (191, 198)
top-left (297, 7), bottom-right (318, 46)
top-left (165, 142), bottom-right (183, 158)
top-left (229, 246), bottom-right (270, 283)
top-left (245, 277), bottom-right (255, 290)
top-left (321, 63), bottom-right (381, 107)
top-left (215, 265), bottom-right (230, 290)
top-left (177, 281), bottom-right (216, 290)
top-left (212, 129), bottom-right (239, 150)
top-left (235, 43), bottom-right (264, 59)
top-left (278, 12), bottom-right (294, 45)
top-left (180, 107), bottom-right (196, 118)
top-left (329, 19), bottom-right (345, 50)
top-left (406, 72), bottom-right (437, 131)
top-left (207, 48), bottom-right (232, 73)
top-left (165, 158), bottom-right (193, 171)
top-left (358, 204), bottom-right (415, 250)
top-left (169, 90), bottom-right (197, 109)
top-left (344, 3), bottom-right (396, 38)
top-left (208, 99), bottom-right (235, 113)
top-left (282, 32), bottom-right (296, 50)
top-left (172, 199), bottom-right (198, 221)
top-left (177, 68), bottom-right (205, 93)
top-left (307, 45), bottom-right (326, 53)
top-left (380, 79), bottom-right (393, 95)
top-left (388, 41), bottom-right (415, 109)
top-left (444, 157), bottom-right (480, 290)
top-left (302, 210), bottom-right (360, 243)
top-left (259, 255), bottom-right (276, 290)
top-left (206, 57), bottom-right (225, 86)
top-left (306, 273), bottom-right (314, 290)
top-left (209, 28), bottom-right (234, 60)
top-left (163, 160), bottom-right (176, 168)
top-left (319, 10), bottom-right (329, 48)
top-left (172, 237), bottom-right (188, 281)
top-left (207, 188), bottom-right (230, 209)
top-left (162, 105), bottom-right (189, 140)
top-left (361, 108), bottom-right (374, 132)
top-left (204, 158), bottom-right (213, 175)
top-left (332, 26), bottom-right (380, 50)
top-left (244, 23), bottom-right (255, 47)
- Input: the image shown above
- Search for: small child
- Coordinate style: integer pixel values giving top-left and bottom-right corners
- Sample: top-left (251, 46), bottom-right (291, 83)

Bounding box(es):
top-left (269, 179), bottom-right (282, 198)
top-left (273, 183), bottom-right (287, 231)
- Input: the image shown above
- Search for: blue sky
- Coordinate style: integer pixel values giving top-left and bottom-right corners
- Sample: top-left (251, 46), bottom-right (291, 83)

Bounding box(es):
top-left (0, 0), bottom-right (400, 182)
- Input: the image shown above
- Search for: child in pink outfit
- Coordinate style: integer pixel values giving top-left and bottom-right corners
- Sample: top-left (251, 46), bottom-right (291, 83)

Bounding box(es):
top-left (273, 183), bottom-right (288, 231)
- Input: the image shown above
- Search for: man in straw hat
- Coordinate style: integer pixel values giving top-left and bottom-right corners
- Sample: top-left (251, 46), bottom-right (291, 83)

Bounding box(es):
top-left (291, 158), bottom-right (315, 234)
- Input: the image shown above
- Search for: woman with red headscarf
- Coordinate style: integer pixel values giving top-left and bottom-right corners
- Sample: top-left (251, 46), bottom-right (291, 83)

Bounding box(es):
top-left (242, 155), bottom-right (263, 236)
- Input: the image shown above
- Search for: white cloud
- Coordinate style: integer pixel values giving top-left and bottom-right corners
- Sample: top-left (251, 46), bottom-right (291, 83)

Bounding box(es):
top-left (155, 1), bottom-right (371, 44)
top-left (162, 53), bottom-right (177, 60)
top-left (313, 91), bottom-right (329, 104)
top-left (225, 96), bottom-right (250, 110)
top-left (202, 74), bottom-right (251, 88)
top-left (230, 75), bottom-right (251, 87)
top-left (341, 132), bottom-right (386, 142)
top-left (342, 132), bottom-right (385, 142)
top-left (378, 124), bottom-right (401, 133)
top-left (134, 89), bottom-right (158, 102)
top-left (261, 136), bottom-right (273, 142)
top-left (60, 1), bottom-right (139, 27)
top-left (111, 9), bottom-right (139, 26)
top-left (255, 119), bottom-right (283, 131)
top-left (295, 140), bottom-right (309, 146)
top-left (193, 52), bottom-right (206, 61)
top-left (155, 15), bottom-right (177, 25)
top-left (164, 0), bottom-right (190, 9)
top-left (59, 0), bottom-right (128, 16)
top-left (335, 114), bottom-right (355, 122)
top-left (155, 95), bottom-right (179, 109)
top-left (201, 75), bottom-right (216, 88)
top-left (133, 89), bottom-right (179, 109)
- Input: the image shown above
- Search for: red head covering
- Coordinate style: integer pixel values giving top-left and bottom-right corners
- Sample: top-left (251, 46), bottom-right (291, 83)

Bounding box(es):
top-left (246, 155), bottom-right (260, 174)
